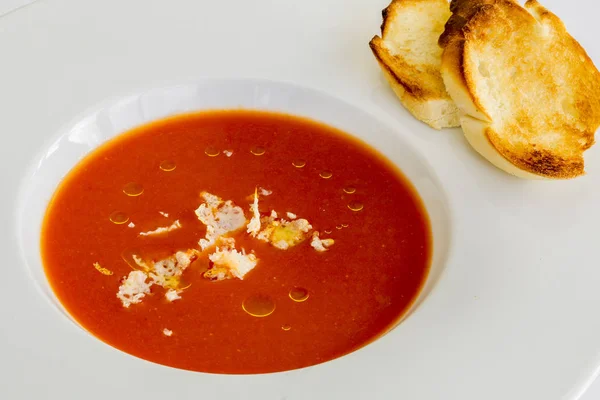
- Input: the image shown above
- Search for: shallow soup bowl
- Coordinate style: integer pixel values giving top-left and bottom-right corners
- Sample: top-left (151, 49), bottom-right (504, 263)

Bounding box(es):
top-left (15, 79), bottom-right (452, 397)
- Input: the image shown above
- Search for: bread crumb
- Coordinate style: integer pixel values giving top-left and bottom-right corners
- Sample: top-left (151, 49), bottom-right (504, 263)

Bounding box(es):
top-left (311, 231), bottom-right (335, 252)
top-left (163, 328), bottom-right (173, 337)
top-left (223, 150), bottom-right (233, 157)
top-left (93, 262), bottom-right (113, 276)
top-left (159, 211), bottom-right (169, 218)
top-left (117, 270), bottom-right (152, 308)
top-left (286, 212), bottom-right (297, 219)
top-left (127, 222), bottom-right (135, 228)
top-left (139, 220), bottom-right (181, 237)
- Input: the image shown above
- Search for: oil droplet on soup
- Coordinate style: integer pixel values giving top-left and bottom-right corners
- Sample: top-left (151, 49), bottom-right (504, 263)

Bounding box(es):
top-left (341, 223), bottom-right (349, 228)
top-left (336, 225), bottom-right (343, 230)
top-left (242, 294), bottom-right (275, 317)
top-left (289, 287), bottom-right (309, 302)
top-left (324, 228), bottom-right (333, 234)
top-left (343, 186), bottom-right (356, 194)
top-left (122, 182), bottom-right (144, 197)
top-left (205, 146), bottom-right (220, 157)
top-left (250, 146), bottom-right (266, 156)
top-left (319, 170), bottom-right (333, 179)
top-left (281, 324), bottom-right (291, 331)
top-left (348, 201), bottom-right (364, 212)
top-left (292, 159), bottom-right (306, 168)
top-left (109, 211), bottom-right (129, 225)
top-left (159, 160), bottom-right (176, 171)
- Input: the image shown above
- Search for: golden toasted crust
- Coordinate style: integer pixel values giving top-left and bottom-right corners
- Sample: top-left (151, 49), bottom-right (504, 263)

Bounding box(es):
top-left (370, 36), bottom-right (442, 101)
top-left (440, 0), bottom-right (600, 179)
top-left (439, 0), bottom-right (499, 48)
top-left (369, 0), bottom-right (460, 129)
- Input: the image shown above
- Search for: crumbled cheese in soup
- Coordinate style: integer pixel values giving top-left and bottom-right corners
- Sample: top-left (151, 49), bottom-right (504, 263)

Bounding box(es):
top-left (256, 214), bottom-right (312, 249)
top-left (138, 220), bottom-right (182, 236)
top-left (205, 238), bottom-right (258, 281)
top-left (165, 289), bottom-right (182, 302)
top-left (243, 192), bottom-right (314, 249)
top-left (117, 270), bottom-right (152, 308)
top-left (148, 249), bottom-right (197, 289)
top-left (117, 190), bottom-right (334, 307)
top-left (117, 249), bottom-right (197, 307)
top-left (310, 231), bottom-right (335, 252)
top-left (259, 187), bottom-right (272, 196)
top-left (247, 190), bottom-right (261, 236)
top-left (195, 191), bottom-right (247, 250)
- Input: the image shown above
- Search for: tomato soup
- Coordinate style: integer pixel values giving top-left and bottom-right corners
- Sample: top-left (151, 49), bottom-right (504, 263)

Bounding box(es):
top-left (41, 110), bottom-right (431, 373)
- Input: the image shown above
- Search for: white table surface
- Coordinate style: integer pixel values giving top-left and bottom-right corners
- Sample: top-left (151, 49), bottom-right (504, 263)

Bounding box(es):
top-left (1, 0), bottom-right (599, 399)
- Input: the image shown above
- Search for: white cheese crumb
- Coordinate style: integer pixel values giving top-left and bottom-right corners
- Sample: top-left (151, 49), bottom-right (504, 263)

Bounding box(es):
top-left (159, 211), bottom-right (169, 218)
top-left (286, 212), bottom-right (297, 220)
top-left (120, 250), bottom-right (196, 306)
top-left (165, 289), bottom-right (182, 302)
top-left (205, 241), bottom-right (258, 281)
top-left (293, 218), bottom-right (312, 232)
top-left (256, 222), bottom-right (277, 242)
top-left (174, 250), bottom-right (195, 267)
top-left (163, 328), bottom-right (173, 337)
top-left (117, 270), bottom-right (152, 308)
top-left (139, 220), bottom-right (182, 237)
top-left (247, 190), bottom-right (261, 236)
top-left (127, 221), bottom-right (135, 228)
top-left (273, 240), bottom-right (290, 250)
top-left (132, 254), bottom-right (146, 269)
top-left (201, 192), bottom-right (222, 208)
top-left (259, 187), bottom-right (272, 196)
top-left (254, 212), bottom-right (312, 249)
top-left (311, 231), bottom-right (335, 252)
top-left (195, 192), bottom-right (246, 250)
top-left (223, 150), bottom-right (233, 157)
top-left (149, 249), bottom-right (197, 288)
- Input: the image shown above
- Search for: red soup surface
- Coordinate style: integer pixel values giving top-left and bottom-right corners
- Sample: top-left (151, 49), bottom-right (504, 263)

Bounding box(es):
top-left (41, 110), bottom-right (431, 374)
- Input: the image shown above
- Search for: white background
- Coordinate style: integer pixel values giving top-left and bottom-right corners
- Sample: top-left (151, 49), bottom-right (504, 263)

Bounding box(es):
top-left (1, 0), bottom-right (598, 399)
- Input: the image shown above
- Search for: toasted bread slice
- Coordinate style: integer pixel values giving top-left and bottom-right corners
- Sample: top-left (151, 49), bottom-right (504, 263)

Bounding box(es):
top-left (440, 0), bottom-right (600, 179)
top-left (369, 0), bottom-right (460, 130)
